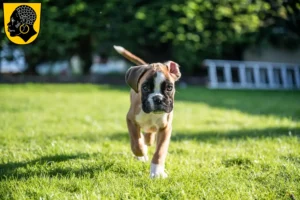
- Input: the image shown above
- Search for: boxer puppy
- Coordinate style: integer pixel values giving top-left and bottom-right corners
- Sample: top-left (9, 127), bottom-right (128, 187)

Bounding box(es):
top-left (114, 45), bottom-right (181, 178)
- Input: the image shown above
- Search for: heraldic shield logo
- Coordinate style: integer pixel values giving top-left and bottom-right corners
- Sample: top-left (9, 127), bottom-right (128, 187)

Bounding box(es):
top-left (3, 3), bottom-right (41, 45)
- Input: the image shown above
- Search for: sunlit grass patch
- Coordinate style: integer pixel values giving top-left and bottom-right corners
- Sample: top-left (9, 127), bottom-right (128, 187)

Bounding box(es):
top-left (0, 84), bottom-right (299, 199)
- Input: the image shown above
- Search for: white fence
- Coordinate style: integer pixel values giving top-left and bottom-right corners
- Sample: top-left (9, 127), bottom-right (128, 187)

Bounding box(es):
top-left (204, 59), bottom-right (300, 90)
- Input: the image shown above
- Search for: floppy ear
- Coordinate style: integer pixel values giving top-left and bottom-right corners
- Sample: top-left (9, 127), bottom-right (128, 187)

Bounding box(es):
top-left (165, 61), bottom-right (181, 81)
top-left (125, 65), bottom-right (152, 93)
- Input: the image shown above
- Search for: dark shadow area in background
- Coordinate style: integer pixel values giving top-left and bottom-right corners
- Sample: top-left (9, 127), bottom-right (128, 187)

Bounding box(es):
top-left (2, 83), bottom-right (299, 122)
top-left (0, 75), bottom-right (207, 85)
top-left (171, 127), bottom-right (300, 142)
top-left (100, 85), bottom-right (300, 121)
top-left (107, 127), bottom-right (300, 143)
top-left (175, 88), bottom-right (300, 121)
top-left (51, 127), bottom-right (300, 145)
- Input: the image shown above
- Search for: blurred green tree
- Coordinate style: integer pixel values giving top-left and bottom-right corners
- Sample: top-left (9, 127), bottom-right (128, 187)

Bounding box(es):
top-left (0, 0), bottom-right (299, 74)
top-left (256, 0), bottom-right (300, 49)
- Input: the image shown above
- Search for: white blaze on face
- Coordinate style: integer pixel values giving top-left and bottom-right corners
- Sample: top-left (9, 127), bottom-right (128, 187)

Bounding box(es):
top-left (154, 72), bottom-right (165, 93)
top-left (148, 72), bottom-right (165, 110)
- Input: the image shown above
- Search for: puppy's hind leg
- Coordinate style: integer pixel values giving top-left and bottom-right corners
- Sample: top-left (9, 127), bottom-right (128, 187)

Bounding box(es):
top-left (144, 132), bottom-right (156, 146)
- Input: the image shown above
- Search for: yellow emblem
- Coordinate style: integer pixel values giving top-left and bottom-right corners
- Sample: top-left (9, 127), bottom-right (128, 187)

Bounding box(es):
top-left (3, 3), bottom-right (41, 45)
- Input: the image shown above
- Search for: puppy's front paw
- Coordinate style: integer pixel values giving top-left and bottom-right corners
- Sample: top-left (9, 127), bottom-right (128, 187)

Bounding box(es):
top-left (150, 163), bottom-right (168, 178)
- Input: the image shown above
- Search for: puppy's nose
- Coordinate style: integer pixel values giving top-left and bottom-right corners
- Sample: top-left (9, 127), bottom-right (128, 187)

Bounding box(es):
top-left (153, 96), bottom-right (163, 104)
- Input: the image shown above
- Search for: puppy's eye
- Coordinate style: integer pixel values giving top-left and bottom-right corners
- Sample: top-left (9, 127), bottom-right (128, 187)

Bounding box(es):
top-left (142, 85), bottom-right (150, 92)
top-left (166, 85), bottom-right (173, 91)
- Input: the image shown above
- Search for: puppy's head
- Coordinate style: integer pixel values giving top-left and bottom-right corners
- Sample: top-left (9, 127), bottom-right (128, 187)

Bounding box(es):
top-left (125, 61), bottom-right (181, 114)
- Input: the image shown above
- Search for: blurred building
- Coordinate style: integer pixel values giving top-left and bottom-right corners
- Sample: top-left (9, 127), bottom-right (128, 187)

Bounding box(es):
top-left (244, 46), bottom-right (300, 64)
top-left (0, 46), bottom-right (26, 74)
top-left (90, 54), bottom-right (127, 74)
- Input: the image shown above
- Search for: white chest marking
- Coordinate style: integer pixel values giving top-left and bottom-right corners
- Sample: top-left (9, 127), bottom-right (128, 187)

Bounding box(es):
top-left (135, 110), bottom-right (168, 133)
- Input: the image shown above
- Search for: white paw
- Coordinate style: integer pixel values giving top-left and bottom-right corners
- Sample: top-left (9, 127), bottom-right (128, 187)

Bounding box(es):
top-left (135, 155), bottom-right (149, 162)
top-left (150, 163), bottom-right (168, 178)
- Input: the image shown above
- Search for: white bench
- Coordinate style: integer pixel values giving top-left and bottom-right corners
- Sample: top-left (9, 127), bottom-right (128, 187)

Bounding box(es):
top-left (204, 59), bottom-right (300, 90)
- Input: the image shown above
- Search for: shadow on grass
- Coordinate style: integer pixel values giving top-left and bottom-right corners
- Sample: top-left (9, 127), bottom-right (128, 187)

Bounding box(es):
top-left (0, 152), bottom-right (130, 181)
top-left (171, 127), bottom-right (300, 142)
top-left (0, 153), bottom-right (89, 180)
top-left (53, 127), bottom-right (300, 145)
top-left (106, 127), bottom-right (300, 143)
top-left (1, 127), bottom-right (299, 181)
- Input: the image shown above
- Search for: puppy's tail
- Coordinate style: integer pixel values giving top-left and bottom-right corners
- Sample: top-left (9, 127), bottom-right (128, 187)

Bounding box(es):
top-left (113, 45), bottom-right (147, 66)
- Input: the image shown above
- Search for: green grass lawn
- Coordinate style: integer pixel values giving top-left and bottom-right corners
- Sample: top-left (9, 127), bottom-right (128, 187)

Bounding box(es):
top-left (0, 84), bottom-right (300, 199)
